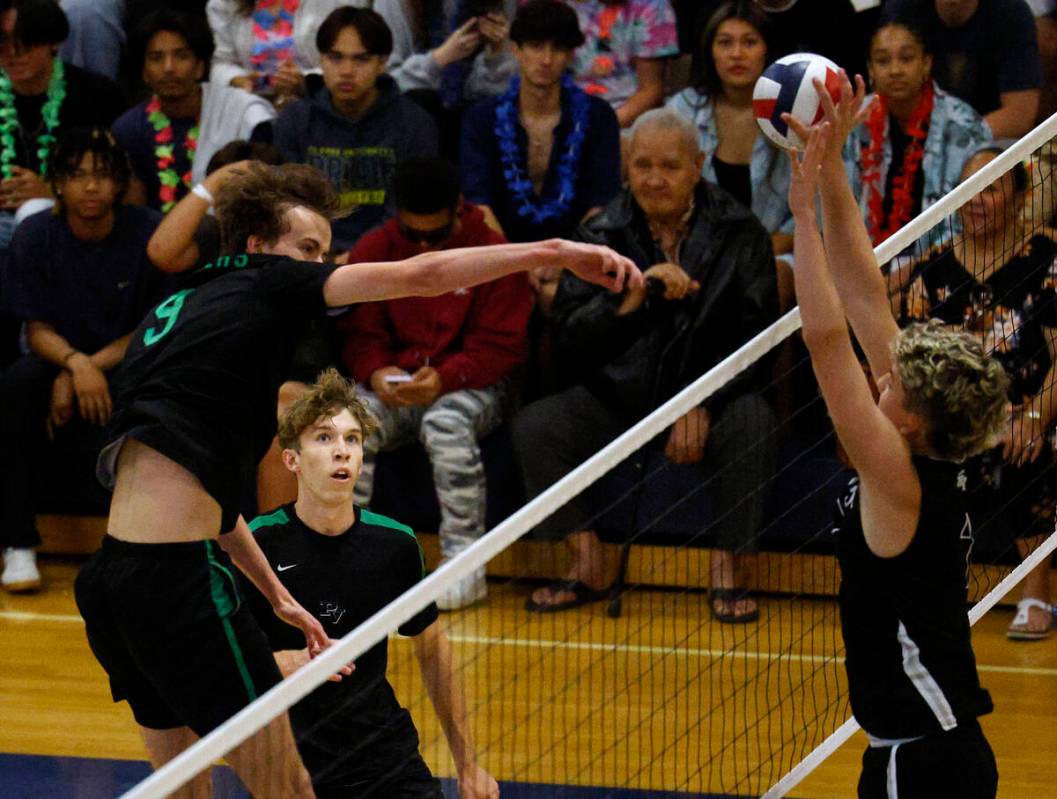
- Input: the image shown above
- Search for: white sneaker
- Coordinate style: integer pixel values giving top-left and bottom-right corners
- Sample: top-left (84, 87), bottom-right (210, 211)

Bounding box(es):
top-left (435, 565), bottom-right (486, 611)
top-left (2, 547), bottom-right (41, 593)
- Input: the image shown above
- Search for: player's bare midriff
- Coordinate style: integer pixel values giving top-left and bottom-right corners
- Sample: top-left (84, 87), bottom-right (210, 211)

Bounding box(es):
top-left (106, 439), bottom-right (225, 543)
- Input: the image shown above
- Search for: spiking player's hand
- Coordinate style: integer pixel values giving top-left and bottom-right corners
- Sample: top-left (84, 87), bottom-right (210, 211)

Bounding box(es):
top-left (556, 240), bottom-right (644, 294)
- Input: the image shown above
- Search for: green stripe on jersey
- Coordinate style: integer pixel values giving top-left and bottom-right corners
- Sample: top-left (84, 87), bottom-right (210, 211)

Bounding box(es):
top-left (249, 507), bottom-right (290, 532)
top-left (205, 541), bottom-right (257, 702)
top-left (359, 509), bottom-right (426, 576)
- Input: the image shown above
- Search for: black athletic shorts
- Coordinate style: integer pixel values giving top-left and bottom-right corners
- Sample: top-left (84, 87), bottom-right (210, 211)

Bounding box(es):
top-left (858, 720), bottom-right (998, 799)
top-left (75, 536), bottom-right (283, 735)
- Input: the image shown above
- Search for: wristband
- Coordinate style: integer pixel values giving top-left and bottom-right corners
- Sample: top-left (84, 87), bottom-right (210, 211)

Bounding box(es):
top-left (191, 183), bottom-right (214, 204)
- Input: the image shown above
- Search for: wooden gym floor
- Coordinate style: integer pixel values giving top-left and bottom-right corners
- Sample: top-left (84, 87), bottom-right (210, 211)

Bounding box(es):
top-left (1, 556), bottom-right (1055, 798)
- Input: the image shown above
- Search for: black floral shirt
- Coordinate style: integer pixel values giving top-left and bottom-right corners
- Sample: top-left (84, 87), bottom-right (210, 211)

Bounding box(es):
top-left (901, 234), bottom-right (1057, 402)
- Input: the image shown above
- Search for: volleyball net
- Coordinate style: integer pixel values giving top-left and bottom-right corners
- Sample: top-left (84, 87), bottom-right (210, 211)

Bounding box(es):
top-left (122, 115), bottom-right (1057, 799)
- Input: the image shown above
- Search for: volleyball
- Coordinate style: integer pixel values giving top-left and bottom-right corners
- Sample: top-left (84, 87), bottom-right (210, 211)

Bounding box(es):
top-left (753, 52), bottom-right (842, 150)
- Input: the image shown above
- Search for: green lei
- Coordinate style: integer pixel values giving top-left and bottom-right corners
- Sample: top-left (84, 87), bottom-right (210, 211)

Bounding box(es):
top-left (0, 59), bottom-right (66, 180)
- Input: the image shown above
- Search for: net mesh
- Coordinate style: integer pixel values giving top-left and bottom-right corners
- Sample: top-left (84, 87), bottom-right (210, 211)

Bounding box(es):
top-left (124, 118), bottom-right (1057, 799)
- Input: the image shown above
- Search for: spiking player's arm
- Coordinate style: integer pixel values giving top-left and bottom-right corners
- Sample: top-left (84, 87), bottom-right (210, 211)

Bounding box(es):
top-left (322, 239), bottom-right (643, 307)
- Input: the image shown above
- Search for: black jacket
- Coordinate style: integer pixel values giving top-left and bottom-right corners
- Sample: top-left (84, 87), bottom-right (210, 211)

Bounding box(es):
top-left (553, 180), bottom-right (778, 420)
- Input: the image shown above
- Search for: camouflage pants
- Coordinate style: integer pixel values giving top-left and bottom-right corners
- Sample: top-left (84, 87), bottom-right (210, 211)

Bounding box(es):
top-left (355, 383), bottom-right (508, 558)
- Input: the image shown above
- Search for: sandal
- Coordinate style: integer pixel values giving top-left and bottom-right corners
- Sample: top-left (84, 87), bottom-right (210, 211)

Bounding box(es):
top-left (525, 579), bottom-right (613, 613)
top-left (710, 587), bottom-right (759, 624)
top-left (1007, 598), bottom-right (1053, 640)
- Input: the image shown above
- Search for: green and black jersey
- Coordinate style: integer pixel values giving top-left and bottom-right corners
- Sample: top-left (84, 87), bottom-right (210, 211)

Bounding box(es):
top-left (99, 254), bottom-right (338, 531)
top-left (243, 504), bottom-right (438, 789)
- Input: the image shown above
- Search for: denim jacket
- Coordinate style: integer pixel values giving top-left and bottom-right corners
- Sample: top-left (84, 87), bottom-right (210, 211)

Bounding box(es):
top-left (843, 82), bottom-right (992, 250)
top-left (666, 88), bottom-right (794, 237)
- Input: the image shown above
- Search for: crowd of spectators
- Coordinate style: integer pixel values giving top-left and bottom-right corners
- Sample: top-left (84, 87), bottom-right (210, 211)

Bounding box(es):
top-left (0, 0), bottom-right (1053, 636)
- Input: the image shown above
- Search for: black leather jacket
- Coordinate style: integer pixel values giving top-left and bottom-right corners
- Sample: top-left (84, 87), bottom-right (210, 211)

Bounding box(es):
top-left (552, 180), bottom-right (779, 420)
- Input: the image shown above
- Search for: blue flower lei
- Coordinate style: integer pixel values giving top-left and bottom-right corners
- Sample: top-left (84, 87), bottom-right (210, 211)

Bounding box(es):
top-left (494, 74), bottom-right (590, 224)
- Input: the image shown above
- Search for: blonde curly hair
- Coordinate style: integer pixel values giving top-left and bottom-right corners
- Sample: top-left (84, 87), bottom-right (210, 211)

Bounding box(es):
top-left (893, 321), bottom-right (1010, 461)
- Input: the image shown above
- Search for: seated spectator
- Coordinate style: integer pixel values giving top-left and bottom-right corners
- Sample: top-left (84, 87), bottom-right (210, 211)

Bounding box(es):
top-left (145, 139), bottom-right (284, 272)
top-left (895, 144), bottom-right (1055, 640)
top-left (113, 9), bottom-right (276, 213)
top-left (0, 0), bottom-right (125, 247)
top-left (374, 0), bottom-right (517, 158)
top-left (667, 1), bottom-right (794, 260)
top-left (340, 157), bottom-right (532, 610)
top-left (0, 129), bottom-right (168, 592)
top-left (688, 0), bottom-right (879, 81)
top-left (59, 0), bottom-right (124, 80)
top-left (461, 0), bottom-right (620, 245)
top-left (244, 369), bottom-right (499, 797)
top-left (565, 0), bottom-right (679, 127)
top-left (845, 15), bottom-right (990, 247)
top-left (205, 0), bottom-right (361, 107)
top-left (885, 0), bottom-right (1041, 138)
top-left (272, 6), bottom-right (439, 252)
top-left (513, 109), bottom-right (778, 620)
top-left (374, 0), bottom-right (517, 101)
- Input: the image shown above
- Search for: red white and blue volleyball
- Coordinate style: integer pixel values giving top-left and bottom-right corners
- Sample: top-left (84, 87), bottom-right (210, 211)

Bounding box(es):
top-left (753, 53), bottom-right (842, 150)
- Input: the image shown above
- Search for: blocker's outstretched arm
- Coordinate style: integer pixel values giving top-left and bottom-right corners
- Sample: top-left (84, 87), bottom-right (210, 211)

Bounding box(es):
top-left (323, 239), bottom-right (642, 307)
top-left (784, 73), bottom-right (901, 381)
top-left (789, 126), bottom-right (920, 557)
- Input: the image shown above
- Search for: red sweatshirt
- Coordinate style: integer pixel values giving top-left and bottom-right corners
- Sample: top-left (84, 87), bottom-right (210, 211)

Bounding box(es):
top-left (338, 204), bottom-right (534, 393)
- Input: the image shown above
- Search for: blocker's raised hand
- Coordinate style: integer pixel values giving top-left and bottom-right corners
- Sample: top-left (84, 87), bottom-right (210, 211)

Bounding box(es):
top-left (556, 240), bottom-right (644, 293)
top-left (783, 70), bottom-right (870, 162)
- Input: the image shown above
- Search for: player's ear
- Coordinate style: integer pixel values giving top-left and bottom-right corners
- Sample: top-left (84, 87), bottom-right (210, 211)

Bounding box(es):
top-left (246, 234), bottom-right (265, 254)
top-left (281, 447), bottom-right (301, 474)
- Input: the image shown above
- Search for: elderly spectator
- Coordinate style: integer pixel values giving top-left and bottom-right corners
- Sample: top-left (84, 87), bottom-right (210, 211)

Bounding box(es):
top-left (0, 0), bottom-right (125, 247)
top-left (0, 129), bottom-right (168, 592)
top-left (205, 0), bottom-right (365, 107)
top-left (271, 6), bottom-right (438, 252)
top-left (341, 157), bottom-right (533, 610)
top-left (667, 1), bottom-right (794, 261)
top-left (113, 9), bottom-right (275, 213)
top-left (845, 15), bottom-right (990, 247)
top-left (513, 108), bottom-right (779, 621)
top-left (884, 0), bottom-right (1041, 138)
top-left (564, 0), bottom-right (679, 127)
top-left (894, 144), bottom-right (1056, 641)
top-left (461, 0), bottom-right (620, 245)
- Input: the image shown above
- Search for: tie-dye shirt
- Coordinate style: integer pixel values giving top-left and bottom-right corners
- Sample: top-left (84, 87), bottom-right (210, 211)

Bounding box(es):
top-left (566, 0), bottom-right (678, 109)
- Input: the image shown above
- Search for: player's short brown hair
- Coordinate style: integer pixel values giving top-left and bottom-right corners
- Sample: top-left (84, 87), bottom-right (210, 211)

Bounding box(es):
top-left (278, 369), bottom-right (377, 451)
top-left (214, 162), bottom-right (340, 256)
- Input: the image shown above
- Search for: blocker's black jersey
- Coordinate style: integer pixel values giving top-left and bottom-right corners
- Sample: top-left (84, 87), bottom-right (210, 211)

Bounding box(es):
top-left (834, 456), bottom-right (993, 740)
top-left (101, 254), bottom-right (337, 530)
top-left (245, 505), bottom-right (438, 789)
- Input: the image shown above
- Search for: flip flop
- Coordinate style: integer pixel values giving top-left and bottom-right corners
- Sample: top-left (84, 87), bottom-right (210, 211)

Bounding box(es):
top-left (710, 587), bottom-right (759, 624)
top-left (525, 579), bottom-right (613, 613)
top-left (1007, 598), bottom-right (1053, 640)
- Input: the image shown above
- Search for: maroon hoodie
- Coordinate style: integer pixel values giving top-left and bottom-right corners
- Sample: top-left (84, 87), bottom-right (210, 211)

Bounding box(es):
top-left (338, 204), bottom-right (534, 393)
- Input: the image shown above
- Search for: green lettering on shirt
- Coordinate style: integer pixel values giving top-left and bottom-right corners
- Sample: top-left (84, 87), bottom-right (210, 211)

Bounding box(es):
top-left (143, 288), bottom-right (194, 346)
